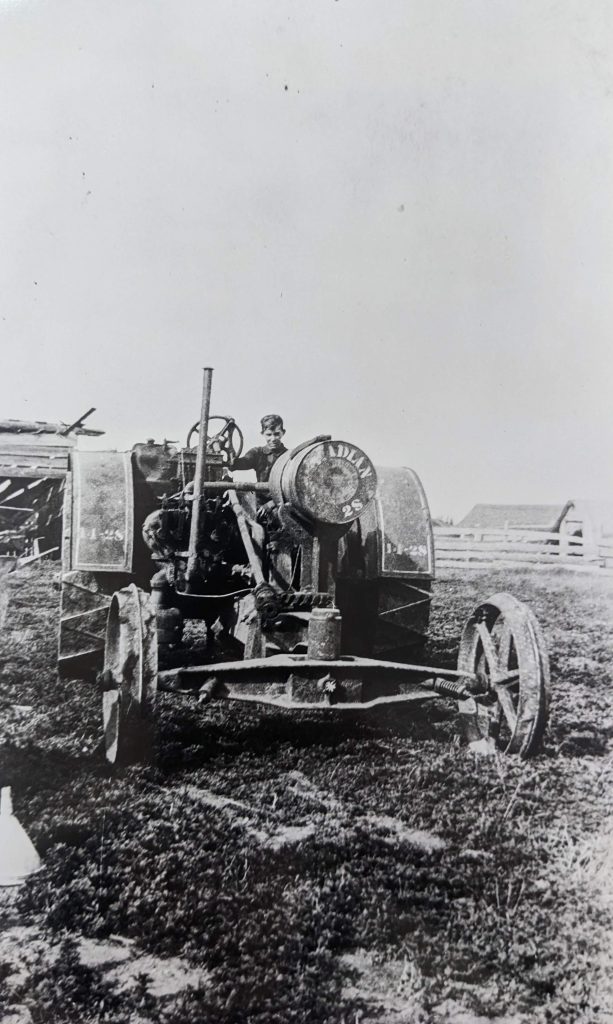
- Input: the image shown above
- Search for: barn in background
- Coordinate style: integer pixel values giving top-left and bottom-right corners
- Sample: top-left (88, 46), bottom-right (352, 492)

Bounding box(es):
top-left (458, 504), bottom-right (568, 532)
top-left (444, 500), bottom-right (613, 571)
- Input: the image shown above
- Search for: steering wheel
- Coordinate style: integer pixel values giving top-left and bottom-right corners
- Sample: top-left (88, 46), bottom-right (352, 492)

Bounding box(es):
top-left (186, 415), bottom-right (244, 463)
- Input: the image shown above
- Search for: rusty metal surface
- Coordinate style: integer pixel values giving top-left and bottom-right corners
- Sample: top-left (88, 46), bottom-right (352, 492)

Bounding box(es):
top-left (201, 480), bottom-right (270, 493)
top-left (159, 653), bottom-right (476, 687)
top-left (270, 440), bottom-right (377, 525)
top-left (373, 466), bottom-right (434, 577)
top-left (457, 591), bottom-right (550, 757)
top-left (102, 584), bottom-right (158, 765)
top-left (70, 451), bottom-right (134, 572)
top-left (157, 650), bottom-right (478, 710)
top-left (187, 415), bottom-right (244, 458)
top-left (226, 488), bottom-right (266, 586)
top-left (372, 578), bottom-right (432, 657)
top-left (336, 467), bottom-right (434, 584)
top-left (187, 368), bottom-right (213, 586)
top-left (215, 687), bottom-right (438, 711)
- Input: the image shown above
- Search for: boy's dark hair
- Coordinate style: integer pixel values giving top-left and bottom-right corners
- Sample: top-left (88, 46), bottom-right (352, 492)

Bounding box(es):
top-left (260, 414), bottom-right (284, 432)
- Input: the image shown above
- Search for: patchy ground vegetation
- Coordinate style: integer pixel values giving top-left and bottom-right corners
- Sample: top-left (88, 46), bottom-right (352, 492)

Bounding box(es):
top-left (0, 563), bottom-right (612, 1023)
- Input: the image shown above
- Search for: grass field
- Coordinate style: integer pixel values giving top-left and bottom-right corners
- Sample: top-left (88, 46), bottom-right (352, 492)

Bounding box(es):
top-left (0, 563), bottom-right (612, 1023)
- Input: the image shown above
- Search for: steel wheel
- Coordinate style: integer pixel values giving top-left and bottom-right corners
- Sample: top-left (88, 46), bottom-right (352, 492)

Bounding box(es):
top-left (102, 584), bottom-right (158, 765)
top-left (186, 415), bottom-right (244, 460)
top-left (457, 592), bottom-right (550, 757)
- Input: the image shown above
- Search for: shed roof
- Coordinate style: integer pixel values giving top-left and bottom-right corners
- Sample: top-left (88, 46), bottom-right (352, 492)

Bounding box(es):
top-left (458, 504), bottom-right (566, 530)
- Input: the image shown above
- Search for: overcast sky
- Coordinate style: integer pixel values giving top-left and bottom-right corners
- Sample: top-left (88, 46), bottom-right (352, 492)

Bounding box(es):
top-left (1, 0), bottom-right (611, 519)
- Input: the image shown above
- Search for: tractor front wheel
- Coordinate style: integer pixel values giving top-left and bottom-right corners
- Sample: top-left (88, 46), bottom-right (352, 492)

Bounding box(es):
top-left (102, 584), bottom-right (158, 766)
top-left (457, 592), bottom-right (550, 757)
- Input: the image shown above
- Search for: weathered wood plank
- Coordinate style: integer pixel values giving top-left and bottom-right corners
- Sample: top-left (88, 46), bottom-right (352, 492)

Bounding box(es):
top-left (435, 549), bottom-right (592, 565)
top-left (434, 526), bottom-right (579, 545)
top-left (434, 539), bottom-right (584, 555)
top-left (436, 558), bottom-right (613, 576)
top-left (0, 465), bottom-right (67, 479)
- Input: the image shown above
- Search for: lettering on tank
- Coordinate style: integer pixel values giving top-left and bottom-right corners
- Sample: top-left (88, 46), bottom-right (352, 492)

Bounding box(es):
top-left (328, 443), bottom-right (374, 480)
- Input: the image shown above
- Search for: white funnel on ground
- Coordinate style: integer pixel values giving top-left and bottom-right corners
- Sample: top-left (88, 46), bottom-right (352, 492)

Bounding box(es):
top-left (0, 787), bottom-right (41, 886)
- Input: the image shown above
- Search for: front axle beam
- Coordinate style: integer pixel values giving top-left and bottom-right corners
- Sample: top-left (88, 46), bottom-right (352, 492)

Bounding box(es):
top-left (158, 654), bottom-right (477, 707)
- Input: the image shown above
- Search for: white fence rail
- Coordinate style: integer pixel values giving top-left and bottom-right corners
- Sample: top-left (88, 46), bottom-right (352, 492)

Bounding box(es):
top-left (434, 526), bottom-right (613, 573)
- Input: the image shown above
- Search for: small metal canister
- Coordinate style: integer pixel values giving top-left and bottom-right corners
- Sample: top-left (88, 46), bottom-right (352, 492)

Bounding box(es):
top-left (307, 607), bottom-right (342, 661)
top-left (155, 607), bottom-right (183, 645)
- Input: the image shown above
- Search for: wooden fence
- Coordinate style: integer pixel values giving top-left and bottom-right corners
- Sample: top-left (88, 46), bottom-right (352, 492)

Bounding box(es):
top-left (433, 526), bottom-right (613, 573)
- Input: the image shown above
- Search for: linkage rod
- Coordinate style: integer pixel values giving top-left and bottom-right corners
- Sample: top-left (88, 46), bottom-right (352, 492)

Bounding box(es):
top-left (226, 488), bottom-right (266, 587)
top-left (201, 480), bottom-right (270, 493)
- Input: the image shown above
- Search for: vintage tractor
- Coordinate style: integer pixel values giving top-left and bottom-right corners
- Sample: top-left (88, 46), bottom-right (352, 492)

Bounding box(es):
top-left (58, 369), bottom-right (550, 764)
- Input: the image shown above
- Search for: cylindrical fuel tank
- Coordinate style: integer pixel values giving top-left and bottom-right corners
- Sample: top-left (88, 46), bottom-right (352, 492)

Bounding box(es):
top-left (269, 439), bottom-right (377, 525)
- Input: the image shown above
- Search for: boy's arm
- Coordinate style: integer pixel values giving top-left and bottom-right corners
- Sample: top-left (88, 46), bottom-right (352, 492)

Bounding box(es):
top-left (230, 447), bottom-right (259, 472)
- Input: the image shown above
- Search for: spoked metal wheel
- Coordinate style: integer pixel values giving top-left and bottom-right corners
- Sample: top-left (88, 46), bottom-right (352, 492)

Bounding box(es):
top-left (186, 415), bottom-right (244, 461)
top-left (102, 584), bottom-right (158, 766)
top-left (457, 592), bottom-right (550, 757)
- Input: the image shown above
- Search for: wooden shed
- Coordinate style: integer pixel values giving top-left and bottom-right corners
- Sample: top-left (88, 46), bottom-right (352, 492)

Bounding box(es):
top-left (0, 413), bottom-right (102, 558)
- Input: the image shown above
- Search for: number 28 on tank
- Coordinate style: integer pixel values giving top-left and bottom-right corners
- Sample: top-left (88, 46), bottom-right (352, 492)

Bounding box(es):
top-left (342, 498), bottom-right (364, 518)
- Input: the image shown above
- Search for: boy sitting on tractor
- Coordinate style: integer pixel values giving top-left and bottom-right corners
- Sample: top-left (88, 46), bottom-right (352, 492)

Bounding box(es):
top-left (230, 414), bottom-right (287, 482)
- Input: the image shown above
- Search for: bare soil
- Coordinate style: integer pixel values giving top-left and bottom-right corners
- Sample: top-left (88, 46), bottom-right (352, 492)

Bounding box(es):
top-left (0, 563), bottom-right (612, 1023)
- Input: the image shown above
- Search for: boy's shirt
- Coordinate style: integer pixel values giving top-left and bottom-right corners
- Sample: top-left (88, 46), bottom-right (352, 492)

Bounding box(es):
top-left (232, 444), bottom-right (287, 483)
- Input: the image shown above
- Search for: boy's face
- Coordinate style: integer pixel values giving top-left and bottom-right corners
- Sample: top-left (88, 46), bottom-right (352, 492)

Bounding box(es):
top-left (262, 426), bottom-right (285, 451)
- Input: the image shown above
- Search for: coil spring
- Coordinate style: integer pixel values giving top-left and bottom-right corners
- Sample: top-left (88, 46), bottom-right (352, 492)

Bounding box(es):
top-left (432, 677), bottom-right (471, 700)
top-left (278, 591), bottom-right (333, 611)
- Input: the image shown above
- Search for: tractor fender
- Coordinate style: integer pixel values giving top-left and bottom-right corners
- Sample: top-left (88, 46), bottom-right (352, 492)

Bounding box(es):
top-left (336, 466), bottom-right (434, 662)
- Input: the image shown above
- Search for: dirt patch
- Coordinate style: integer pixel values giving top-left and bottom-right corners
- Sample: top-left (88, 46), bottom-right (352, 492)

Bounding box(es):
top-left (79, 937), bottom-right (209, 997)
top-left (180, 778), bottom-right (447, 852)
